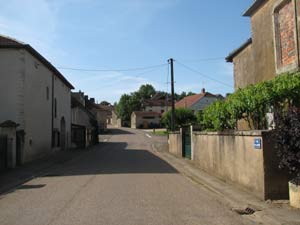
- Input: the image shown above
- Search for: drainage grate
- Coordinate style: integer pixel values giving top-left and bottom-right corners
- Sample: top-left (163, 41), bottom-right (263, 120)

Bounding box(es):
top-left (233, 207), bottom-right (256, 215)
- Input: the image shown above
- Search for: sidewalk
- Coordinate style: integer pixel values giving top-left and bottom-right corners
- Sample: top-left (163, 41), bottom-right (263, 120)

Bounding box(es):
top-left (0, 148), bottom-right (86, 195)
top-left (152, 143), bottom-right (300, 225)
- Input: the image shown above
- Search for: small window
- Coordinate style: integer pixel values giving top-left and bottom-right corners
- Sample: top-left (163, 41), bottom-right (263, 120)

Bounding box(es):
top-left (143, 116), bottom-right (155, 119)
top-left (46, 86), bottom-right (49, 100)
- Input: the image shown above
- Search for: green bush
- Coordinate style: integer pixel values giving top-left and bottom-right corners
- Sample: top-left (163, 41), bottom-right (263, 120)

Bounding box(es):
top-left (198, 72), bottom-right (300, 131)
top-left (162, 108), bottom-right (196, 130)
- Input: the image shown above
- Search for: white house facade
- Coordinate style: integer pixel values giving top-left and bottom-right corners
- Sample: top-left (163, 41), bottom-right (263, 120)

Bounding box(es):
top-left (0, 35), bottom-right (74, 166)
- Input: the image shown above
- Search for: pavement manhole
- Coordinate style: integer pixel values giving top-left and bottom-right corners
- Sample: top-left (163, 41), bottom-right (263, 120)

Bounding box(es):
top-left (232, 207), bottom-right (256, 215)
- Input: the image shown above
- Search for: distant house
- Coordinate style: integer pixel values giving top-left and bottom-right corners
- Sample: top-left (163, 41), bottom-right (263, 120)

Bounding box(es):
top-left (175, 89), bottom-right (223, 113)
top-left (226, 0), bottom-right (300, 89)
top-left (143, 92), bottom-right (171, 114)
top-left (0, 35), bottom-right (74, 168)
top-left (71, 92), bottom-right (98, 148)
top-left (85, 100), bottom-right (109, 133)
top-left (98, 104), bottom-right (113, 125)
top-left (111, 110), bottom-right (122, 128)
top-left (131, 111), bottom-right (161, 129)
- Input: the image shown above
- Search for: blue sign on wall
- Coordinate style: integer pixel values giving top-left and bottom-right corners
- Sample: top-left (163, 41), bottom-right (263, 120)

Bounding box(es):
top-left (254, 138), bottom-right (262, 149)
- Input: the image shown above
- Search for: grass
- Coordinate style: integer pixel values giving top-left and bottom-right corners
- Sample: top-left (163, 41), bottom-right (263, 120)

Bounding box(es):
top-left (151, 130), bottom-right (168, 136)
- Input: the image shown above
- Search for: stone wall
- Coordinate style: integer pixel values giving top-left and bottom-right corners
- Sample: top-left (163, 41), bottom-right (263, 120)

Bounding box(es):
top-left (168, 132), bottom-right (182, 157)
top-left (192, 130), bottom-right (290, 200)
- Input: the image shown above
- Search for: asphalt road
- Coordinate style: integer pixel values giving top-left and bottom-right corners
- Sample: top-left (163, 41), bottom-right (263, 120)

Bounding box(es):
top-left (0, 128), bottom-right (257, 225)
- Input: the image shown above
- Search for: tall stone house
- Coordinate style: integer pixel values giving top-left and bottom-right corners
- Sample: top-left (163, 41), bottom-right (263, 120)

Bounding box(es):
top-left (226, 0), bottom-right (300, 88)
top-left (0, 35), bottom-right (74, 167)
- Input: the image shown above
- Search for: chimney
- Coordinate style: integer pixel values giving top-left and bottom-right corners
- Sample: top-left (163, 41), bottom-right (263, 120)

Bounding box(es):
top-left (201, 88), bottom-right (206, 94)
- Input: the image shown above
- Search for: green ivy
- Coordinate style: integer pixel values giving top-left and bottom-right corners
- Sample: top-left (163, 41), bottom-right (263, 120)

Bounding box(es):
top-left (199, 72), bottom-right (300, 131)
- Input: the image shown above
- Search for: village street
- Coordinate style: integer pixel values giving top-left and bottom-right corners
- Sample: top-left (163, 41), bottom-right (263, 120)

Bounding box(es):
top-left (0, 127), bottom-right (258, 225)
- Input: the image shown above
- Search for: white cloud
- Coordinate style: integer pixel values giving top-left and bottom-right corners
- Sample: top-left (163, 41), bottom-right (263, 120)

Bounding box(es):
top-left (0, 0), bottom-right (179, 103)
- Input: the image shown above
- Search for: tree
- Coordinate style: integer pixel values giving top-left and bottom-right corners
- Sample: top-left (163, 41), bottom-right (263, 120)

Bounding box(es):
top-left (100, 101), bottom-right (111, 106)
top-left (161, 108), bottom-right (196, 130)
top-left (137, 84), bottom-right (156, 100)
top-left (115, 93), bottom-right (143, 125)
top-left (116, 94), bottom-right (132, 123)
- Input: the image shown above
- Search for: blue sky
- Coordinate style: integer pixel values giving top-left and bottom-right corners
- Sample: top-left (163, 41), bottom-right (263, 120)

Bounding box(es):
top-left (0, 0), bottom-right (253, 103)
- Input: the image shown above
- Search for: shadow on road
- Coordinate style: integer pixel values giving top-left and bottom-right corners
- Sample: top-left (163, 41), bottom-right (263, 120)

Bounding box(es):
top-left (16, 184), bottom-right (46, 190)
top-left (108, 128), bottom-right (134, 135)
top-left (51, 142), bottom-right (178, 176)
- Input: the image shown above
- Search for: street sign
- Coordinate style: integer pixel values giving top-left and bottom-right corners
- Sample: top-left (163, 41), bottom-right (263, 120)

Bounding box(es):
top-left (254, 138), bottom-right (262, 149)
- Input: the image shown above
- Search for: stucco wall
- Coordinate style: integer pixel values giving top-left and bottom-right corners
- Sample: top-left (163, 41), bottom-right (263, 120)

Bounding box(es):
top-left (168, 132), bottom-right (182, 157)
top-left (131, 114), bottom-right (137, 129)
top-left (23, 51), bottom-right (53, 161)
top-left (72, 107), bottom-right (92, 129)
top-left (233, 44), bottom-right (255, 89)
top-left (250, 0), bottom-right (277, 84)
top-left (192, 130), bottom-right (289, 200)
top-left (53, 71), bottom-right (71, 150)
top-left (92, 109), bottom-right (107, 132)
top-left (111, 111), bottom-right (120, 127)
top-left (0, 49), bottom-right (21, 124)
top-left (0, 48), bottom-right (72, 163)
top-left (231, 0), bottom-right (300, 90)
top-left (135, 116), bottom-right (160, 128)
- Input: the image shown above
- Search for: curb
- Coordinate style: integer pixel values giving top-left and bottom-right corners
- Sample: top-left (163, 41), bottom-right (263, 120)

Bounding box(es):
top-left (151, 143), bottom-right (300, 225)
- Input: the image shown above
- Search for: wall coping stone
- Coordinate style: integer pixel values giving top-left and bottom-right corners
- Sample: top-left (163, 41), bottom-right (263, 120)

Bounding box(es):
top-left (193, 130), bottom-right (272, 136)
top-left (169, 131), bottom-right (181, 135)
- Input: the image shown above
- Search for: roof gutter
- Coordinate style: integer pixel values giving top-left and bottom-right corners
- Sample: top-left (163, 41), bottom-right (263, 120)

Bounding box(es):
top-left (243, 0), bottom-right (267, 17)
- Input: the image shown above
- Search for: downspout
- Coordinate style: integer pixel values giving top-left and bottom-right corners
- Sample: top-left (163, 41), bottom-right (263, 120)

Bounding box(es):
top-left (51, 74), bottom-right (54, 147)
top-left (294, 0), bottom-right (300, 69)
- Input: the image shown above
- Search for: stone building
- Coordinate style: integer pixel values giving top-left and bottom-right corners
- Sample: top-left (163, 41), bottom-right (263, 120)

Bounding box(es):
top-left (226, 0), bottom-right (300, 89)
top-left (131, 111), bottom-right (161, 129)
top-left (71, 92), bottom-right (98, 148)
top-left (0, 35), bottom-right (74, 167)
top-left (175, 89), bottom-right (223, 113)
top-left (143, 93), bottom-right (171, 114)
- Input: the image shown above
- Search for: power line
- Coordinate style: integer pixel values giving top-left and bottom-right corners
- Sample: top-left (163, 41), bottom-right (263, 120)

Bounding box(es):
top-left (57, 63), bottom-right (168, 72)
top-left (175, 60), bottom-right (233, 88)
top-left (91, 64), bottom-right (168, 90)
top-left (179, 57), bottom-right (225, 63)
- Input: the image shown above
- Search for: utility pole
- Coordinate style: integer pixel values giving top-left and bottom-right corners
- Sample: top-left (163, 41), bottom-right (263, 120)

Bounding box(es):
top-left (168, 58), bottom-right (175, 132)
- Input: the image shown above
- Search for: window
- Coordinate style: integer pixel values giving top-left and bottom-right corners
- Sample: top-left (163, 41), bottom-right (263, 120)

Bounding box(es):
top-left (143, 116), bottom-right (155, 119)
top-left (54, 98), bottom-right (57, 118)
top-left (273, 0), bottom-right (298, 73)
top-left (46, 86), bottom-right (49, 100)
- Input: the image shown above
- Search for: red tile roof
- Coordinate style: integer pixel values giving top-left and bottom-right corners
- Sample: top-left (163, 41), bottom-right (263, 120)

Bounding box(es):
top-left (0, 35), bottom-right (74, 89)
top-left (175, 92), bottom-right (220, 109)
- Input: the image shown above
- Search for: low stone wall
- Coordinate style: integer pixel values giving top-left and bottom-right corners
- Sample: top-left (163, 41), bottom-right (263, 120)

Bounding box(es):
top-left (193, 130), bottom-right (290, 200)
top-left (168, 131), bottom-right (182, 157)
